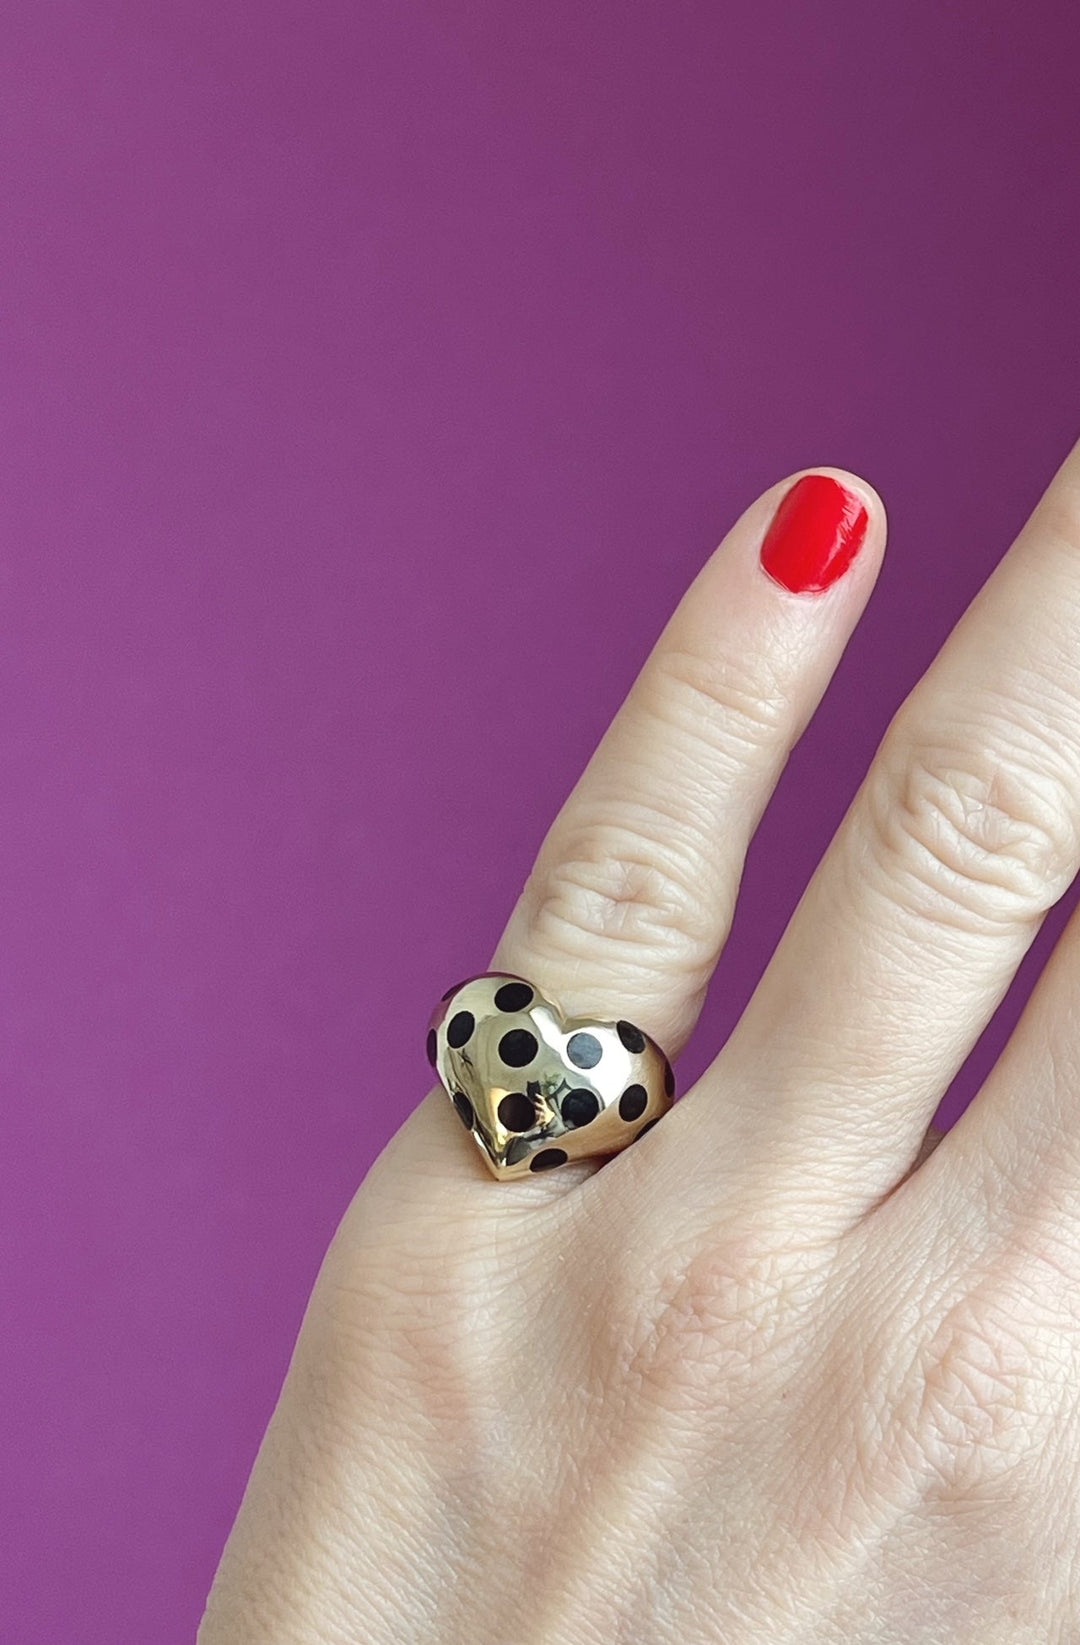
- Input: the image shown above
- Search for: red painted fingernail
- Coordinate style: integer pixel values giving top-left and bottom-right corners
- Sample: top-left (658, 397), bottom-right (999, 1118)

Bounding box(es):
top-left (759, 474), bottom-right (869, 594)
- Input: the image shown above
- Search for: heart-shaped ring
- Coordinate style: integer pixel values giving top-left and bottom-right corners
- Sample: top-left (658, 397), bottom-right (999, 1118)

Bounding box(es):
top-left (425, 972), bottom-right (676, 1179)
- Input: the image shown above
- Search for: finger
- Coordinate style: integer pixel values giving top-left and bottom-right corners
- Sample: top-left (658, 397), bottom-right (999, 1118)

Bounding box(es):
top-left (383, 469), bottom-right (885, 1196)
top-left (933, 869), bottom-right (1080, 1244)
top-left (687, 431), bottom-right (1080, 1228)
top-left (489, 470), bottom-right (883, 1042)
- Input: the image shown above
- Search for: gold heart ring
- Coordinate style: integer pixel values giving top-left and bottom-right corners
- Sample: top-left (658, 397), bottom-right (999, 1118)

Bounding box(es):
top-left (426, 972), bottom-right (676, 1180)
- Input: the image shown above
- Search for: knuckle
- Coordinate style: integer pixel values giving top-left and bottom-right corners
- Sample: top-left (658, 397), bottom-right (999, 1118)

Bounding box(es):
top-left (612, 1228), bottom-right (825, 1419)
top-left (897, 1264), bottom-right (1067, 1498)
top-left (525, 816), bottom-right (723, 979)
top-left (308, 1229), bottom-right (496, 1435)
top-left (914, 1306), bottom-right (1035, 1482)
top-left (865, 716), bottom-right (1079, 931)
top-left (514, 645), bottom-right (793, 983)
top-left (649, 643), bottom-right (792, 759)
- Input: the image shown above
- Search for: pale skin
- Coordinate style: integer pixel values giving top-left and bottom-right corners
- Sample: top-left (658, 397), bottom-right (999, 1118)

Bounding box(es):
top-left (200, 437), bottom-right (1080, 1642)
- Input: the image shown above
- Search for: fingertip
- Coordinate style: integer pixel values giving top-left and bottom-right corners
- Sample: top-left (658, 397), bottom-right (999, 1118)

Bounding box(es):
top-left (815, 466), bottom-right (888, 550)
top-left (757, 467), bottom-right (885, 597)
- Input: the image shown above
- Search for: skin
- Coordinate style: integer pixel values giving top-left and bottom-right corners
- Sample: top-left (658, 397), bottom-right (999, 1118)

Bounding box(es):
top-left (200, 437), bottom-right (1080, 1642)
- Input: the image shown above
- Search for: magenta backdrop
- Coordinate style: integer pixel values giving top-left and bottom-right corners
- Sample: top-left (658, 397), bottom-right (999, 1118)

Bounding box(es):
top-left (3, 2), bottom-right (1080, 1638)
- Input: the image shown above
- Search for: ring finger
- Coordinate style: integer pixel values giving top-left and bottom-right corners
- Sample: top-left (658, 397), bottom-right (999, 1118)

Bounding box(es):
top-left (376, 468), bottom-right (885, 1196)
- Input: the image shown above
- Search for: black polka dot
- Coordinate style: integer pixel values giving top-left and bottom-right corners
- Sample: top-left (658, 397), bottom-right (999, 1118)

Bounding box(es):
top-left (452, 1090), bottom-right (475, 1129)
top-left (497, 1091), bottom-right (536, 1132)
top-left (447, 1010), bottom-right (474, 1049)
top-left (440, 976), bottom-right (475, 1002)
top-left (567, 1031), bottom-right (602, 1070)
top-left (425, 1027), bottom-right (438, 1067)
top-left (636, 1117), bottom-right (660, 1140)
top-left (663, 1059), bottom-right (675, 1098)
top-left (494, 980), bottom-right (534, 1012)
top-left (498, 1028), bottom-right (538, 1067)
top-left (616, 1020), bottom-right (647, 1054)
top-left (530, 1147), bottom-right (568, 1172)
top-left (562, 1087), bottom-right (600, 1128)
top-left (618, 1084), bottom-right (648, 1122)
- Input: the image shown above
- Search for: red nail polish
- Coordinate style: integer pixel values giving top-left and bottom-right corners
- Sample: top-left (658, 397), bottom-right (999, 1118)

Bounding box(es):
top-left (759, 474), bottom-right (869, 594)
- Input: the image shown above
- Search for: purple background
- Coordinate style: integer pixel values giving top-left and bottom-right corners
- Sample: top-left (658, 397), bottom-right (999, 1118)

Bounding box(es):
top-left (2, 2), bottom-right (1079, 1638)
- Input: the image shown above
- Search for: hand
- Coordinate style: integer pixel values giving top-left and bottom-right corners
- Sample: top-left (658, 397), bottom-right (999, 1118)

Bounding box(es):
top-left (200, 444), bottom-right (1080, 1642)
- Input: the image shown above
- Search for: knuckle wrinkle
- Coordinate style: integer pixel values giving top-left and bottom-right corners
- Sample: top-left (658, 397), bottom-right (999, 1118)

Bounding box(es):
top-left (865, 729), bottom-right (1078, 931)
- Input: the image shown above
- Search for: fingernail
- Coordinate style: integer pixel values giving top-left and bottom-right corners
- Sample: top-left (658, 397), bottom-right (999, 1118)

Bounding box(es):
top-left (759, 474), bottom-right (869, 594)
